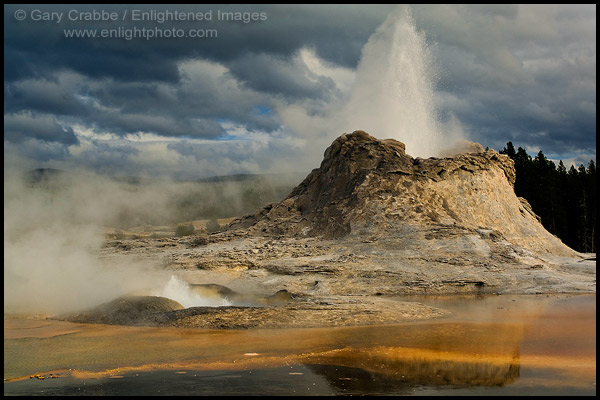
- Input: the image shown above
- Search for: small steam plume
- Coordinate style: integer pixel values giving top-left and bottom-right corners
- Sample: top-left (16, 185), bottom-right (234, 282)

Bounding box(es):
top-left (152, 275), bottom-right (232, 308)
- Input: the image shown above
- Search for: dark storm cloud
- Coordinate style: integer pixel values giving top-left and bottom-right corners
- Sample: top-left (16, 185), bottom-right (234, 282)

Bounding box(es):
top-left (4, 73), bottom-right (228, 139)
top-left (4, 112), bottom-right (79, 144)
top-left (85, 66), bottom-right (282, 133)
top-left (5, 4), bottom-right (187, 83)
top-left (3, 65), bottom-right (281, 139)
top-left (4, 4), bottom-right (390, 146)
top-left (92, 110), bottom-right (226, 139)
top-left (4, 73), bottom-right (89, 116)
top-left (227, 52), bottom-right (337, 99)
top-left (413, 4), bottom-right (596, 157)
top-left (4, 4), bottom-right (390, 83)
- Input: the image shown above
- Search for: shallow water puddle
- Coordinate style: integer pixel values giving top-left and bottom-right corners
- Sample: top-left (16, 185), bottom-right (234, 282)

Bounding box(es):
top-left (4, 294), bottom-right (596, 395)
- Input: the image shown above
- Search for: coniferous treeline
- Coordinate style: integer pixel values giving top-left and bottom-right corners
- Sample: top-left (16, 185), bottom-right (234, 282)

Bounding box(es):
top-left (499, 142), bottom-right (596, 254)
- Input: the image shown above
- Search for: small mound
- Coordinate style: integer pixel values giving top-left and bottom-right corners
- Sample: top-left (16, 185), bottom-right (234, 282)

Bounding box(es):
top-left (58, 296), bottom-right (184, 326)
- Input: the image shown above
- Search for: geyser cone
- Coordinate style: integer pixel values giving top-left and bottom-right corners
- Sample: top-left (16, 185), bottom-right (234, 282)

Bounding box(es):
top-left (229, 130), bottom-right (579, 258)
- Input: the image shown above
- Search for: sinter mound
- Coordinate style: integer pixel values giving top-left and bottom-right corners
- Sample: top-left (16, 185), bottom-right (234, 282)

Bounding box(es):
top-left (229, 130), bottom-right (578, 258)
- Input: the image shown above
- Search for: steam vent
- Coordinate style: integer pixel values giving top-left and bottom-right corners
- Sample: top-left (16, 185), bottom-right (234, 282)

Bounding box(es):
top-left (230, 130), bottom-right (578, 258)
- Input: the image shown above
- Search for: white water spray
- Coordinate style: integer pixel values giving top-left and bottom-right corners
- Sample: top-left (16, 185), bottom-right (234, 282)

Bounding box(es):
top-left (153, 275), bottom-right (231, 308)
top-left (338, 5), bottom-right (453, 157)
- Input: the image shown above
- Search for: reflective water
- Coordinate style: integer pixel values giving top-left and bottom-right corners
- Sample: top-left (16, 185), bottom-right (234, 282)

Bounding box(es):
top-left (4, 294), bottom-right (596, 396)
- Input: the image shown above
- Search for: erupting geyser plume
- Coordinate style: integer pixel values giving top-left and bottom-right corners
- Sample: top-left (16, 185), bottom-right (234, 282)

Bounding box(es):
top-left (337, 5), bottom-right (461, 157)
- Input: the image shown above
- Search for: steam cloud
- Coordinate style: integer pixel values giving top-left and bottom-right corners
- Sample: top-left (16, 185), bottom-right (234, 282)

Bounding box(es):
top-left (3, 171), bottom-right (164, 314)
top-left (4, 169), bottom-right (285, 315)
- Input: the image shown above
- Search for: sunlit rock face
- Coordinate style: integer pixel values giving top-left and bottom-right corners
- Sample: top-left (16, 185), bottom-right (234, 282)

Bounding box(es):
top-left (229, 130), bottom-right (577, 258)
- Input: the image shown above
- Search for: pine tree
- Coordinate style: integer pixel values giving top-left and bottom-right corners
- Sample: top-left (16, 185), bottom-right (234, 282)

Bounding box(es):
top-left (500, 141), bottom-right (516, 159)
top-left (512, 146), bottom-right (534, 209)
top-left (532, 150), bottom-right (559, 233)
top-left (499, 142), bottom-right (596, 253)
top-left (566, 165), bottom-right (585, 251)
top-left (554, 160), bottom-right (569, 240)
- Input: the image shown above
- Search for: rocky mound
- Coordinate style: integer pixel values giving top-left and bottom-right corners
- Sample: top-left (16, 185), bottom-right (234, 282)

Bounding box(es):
top-left (229, 130), bottom-right (577, 258)
top-left (59, 296), bottom-right (185, 326)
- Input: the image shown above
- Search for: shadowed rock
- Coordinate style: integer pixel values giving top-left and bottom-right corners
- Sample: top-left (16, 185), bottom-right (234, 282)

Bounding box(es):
top-left (58, 296), bottom-right (184, 326)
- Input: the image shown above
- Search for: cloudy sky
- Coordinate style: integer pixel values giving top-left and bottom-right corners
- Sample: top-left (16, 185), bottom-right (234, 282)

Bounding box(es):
top-left (4, 4), bottom-right (596, 179)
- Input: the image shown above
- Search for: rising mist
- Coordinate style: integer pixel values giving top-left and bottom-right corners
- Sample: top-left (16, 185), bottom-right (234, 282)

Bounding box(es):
top-left (3, 169), bottom-right (296, 315)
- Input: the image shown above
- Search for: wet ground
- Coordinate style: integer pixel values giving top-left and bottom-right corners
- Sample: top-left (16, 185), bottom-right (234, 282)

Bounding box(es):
top-left (4, 294), bottom-right (596, 396)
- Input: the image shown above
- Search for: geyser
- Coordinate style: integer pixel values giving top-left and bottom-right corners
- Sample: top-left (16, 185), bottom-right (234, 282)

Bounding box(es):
top-left (339, 5), bottom-right (454, 157)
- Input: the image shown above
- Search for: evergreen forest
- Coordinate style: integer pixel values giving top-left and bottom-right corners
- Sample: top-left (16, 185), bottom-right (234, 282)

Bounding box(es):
top-left (499, 142), bottom-right (596, 254)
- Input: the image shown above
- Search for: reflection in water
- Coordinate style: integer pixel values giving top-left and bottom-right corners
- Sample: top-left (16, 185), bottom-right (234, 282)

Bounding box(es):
top-left (305, 359), bottom-right (519, 396)
top-left (3, 321), bottom-right (524, 387)
top-left (3, 294), bottom-right (596, 396)
top-left (306, 345), bottom-right (520, 389)
top-left (297, 321), bottom-right (524, 389)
